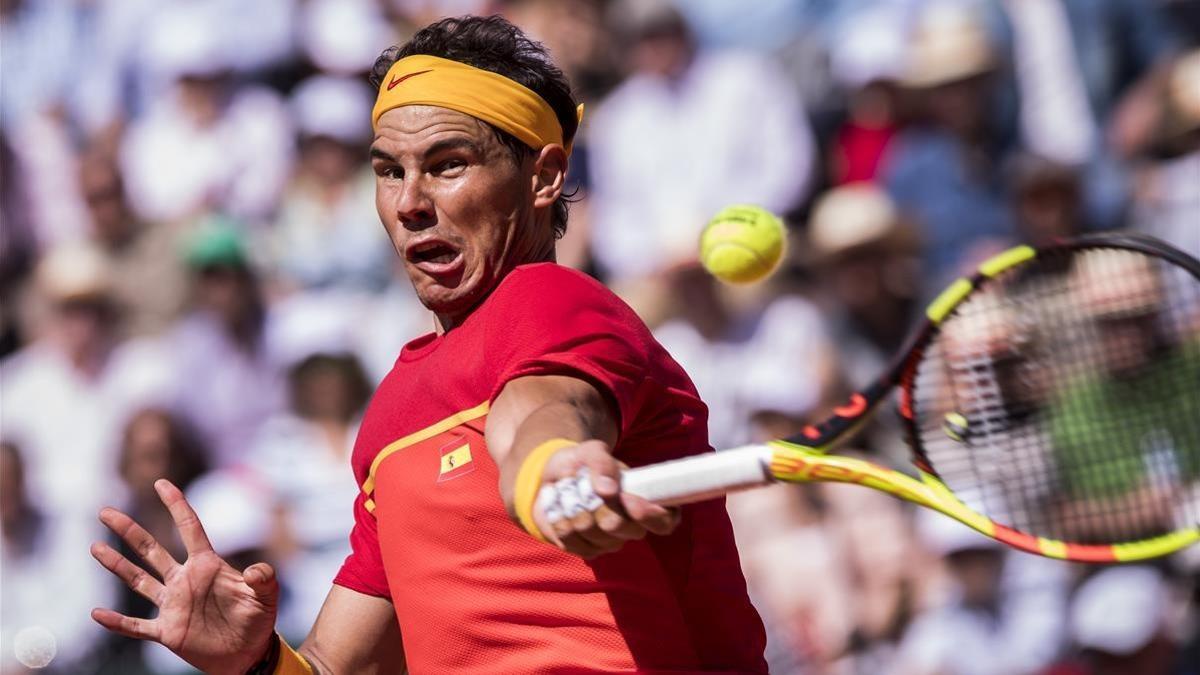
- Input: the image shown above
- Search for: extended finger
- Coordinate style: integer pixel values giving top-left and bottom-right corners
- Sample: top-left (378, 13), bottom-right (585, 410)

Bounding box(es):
top-left (91, 608), bottom-right (160, 642)
top-left (620, 494), bottom-right (682, 536)
top-left (155, 479), bottom-right (214, 556)
top-left (99, 507), bottom-right (179, 577)
top-left (90, 541), bottom-right (165, 604)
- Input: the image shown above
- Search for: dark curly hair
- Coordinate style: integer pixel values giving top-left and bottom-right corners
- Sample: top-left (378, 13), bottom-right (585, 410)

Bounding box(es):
top-left (370, 15), bottom-right (579, 238)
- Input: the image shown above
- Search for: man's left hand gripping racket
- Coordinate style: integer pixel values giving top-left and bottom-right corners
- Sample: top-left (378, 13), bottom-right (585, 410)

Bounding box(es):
top-left (542, 234), bottom-right (1200, 562)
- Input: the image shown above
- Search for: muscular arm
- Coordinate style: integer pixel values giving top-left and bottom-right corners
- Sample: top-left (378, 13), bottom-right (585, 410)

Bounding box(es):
top-left (486, 374), bottom-right (619, 506)
top-left (486, 374), bottom-right (678, 557)
top-left (297, 586), bottom-right (405, 675)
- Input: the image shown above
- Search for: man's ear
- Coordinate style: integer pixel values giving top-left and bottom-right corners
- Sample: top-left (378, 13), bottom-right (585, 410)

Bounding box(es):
top-left (531, 144), bottom-right (568, 209)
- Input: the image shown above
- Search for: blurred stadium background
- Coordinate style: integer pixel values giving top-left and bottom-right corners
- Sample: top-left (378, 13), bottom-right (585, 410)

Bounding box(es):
top-left (1, 0), bottom-right (1199, 673)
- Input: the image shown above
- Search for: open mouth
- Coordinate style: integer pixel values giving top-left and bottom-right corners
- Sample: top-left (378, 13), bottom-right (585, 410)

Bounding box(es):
top-left (407, 238), bottom-right (463, 274)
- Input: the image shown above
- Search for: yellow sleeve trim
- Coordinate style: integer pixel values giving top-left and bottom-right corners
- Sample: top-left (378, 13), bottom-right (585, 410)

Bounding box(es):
top-left (361, 401), bottom-right (491, 496)
top-left (514, 438), bottom-right (578, 542)
top-left (274, 636), bottom-right (314, 675)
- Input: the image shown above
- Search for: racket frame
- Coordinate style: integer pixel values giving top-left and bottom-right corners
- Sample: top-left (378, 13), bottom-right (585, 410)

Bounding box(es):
top-left (619, 233), bottom-right (1200, 562)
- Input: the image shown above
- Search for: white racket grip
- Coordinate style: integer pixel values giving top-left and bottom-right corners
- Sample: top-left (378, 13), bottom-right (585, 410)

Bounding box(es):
top-left (620, 445), bottom-right (775, 506)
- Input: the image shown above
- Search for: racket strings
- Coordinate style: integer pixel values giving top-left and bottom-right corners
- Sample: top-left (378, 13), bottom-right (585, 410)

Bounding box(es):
top-left (913, 246), bottom-right (1200, 545)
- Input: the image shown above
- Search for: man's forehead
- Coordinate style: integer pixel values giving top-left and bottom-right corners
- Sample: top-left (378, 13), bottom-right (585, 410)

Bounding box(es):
top-left (372, 105), bottom-right (493, 151)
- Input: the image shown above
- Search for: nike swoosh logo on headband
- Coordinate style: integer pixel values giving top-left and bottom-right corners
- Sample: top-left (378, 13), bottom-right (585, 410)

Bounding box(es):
top-left (387, 70), bottom-right (433, 90)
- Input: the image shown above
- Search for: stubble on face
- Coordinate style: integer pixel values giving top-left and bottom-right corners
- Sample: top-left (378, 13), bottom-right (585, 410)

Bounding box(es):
top-left (371, 106), bottom-right (556, 332)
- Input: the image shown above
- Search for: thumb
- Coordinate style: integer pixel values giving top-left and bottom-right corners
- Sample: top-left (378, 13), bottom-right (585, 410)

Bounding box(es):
top-left (577, 442), bottom-right (621, 499)
top-left (243, 562), bottom-right (279, 602)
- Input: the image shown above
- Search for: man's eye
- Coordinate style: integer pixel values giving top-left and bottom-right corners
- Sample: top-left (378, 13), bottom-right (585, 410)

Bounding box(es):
top-left (435, 159), bottom-right (466, 174)
top-left (377, 166), bottom-right (403, 180)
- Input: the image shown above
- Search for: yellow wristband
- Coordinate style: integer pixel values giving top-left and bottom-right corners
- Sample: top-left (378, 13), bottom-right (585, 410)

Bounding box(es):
top-left (274, 636), bottom-right (314, 675)
top-left (514, 438), bottom-right (578, 541)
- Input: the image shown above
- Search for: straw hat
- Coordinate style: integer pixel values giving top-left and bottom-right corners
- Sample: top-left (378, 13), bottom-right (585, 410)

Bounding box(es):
top-left (902, 3), bottom-right (994, 88)
top-left (35, 242), bottom-right (113, 303)
top-left (808, 184), bottom-right (901, 259)
top-left (1161, 49), bottom-right (1200, 140)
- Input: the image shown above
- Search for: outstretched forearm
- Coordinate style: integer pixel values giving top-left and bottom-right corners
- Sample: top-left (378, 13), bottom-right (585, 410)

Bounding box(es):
top-left (486, 374), bottom-right (619, 511)
top-left (486, 374), bottom-right (678, 556)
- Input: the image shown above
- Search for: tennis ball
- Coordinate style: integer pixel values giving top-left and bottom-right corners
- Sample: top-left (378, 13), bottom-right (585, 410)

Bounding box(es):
top-left (943, 412), bottom-right (970, 442)
top-left (699, 205), bottom-right (786, 284)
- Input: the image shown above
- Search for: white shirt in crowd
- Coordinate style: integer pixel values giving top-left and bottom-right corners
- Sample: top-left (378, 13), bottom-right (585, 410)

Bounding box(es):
top-left (654, 295), bottom-right (832, 448)
top-left (1004, 0), bottom-right (1098, 165)
top-left (120, 86), bottom-right (294, 224)
top-left (246, 414), bottom-right (361, 639)
top-left (0, 340), bottom-right (168, 519)
top-left (166, 313), bottom-right (285, 469)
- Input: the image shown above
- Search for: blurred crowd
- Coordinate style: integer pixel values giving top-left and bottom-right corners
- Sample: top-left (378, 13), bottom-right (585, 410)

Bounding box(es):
top-left (1, 0), bottom-right (1199, 673)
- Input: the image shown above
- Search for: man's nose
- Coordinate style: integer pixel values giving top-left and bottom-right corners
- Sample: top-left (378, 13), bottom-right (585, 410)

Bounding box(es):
top-left (396, 175), bottom-right (435, 230)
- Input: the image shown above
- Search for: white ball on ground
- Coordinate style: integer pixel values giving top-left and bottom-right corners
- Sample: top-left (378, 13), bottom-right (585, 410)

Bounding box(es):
top-left (13, 626), bottom-right (57, 669)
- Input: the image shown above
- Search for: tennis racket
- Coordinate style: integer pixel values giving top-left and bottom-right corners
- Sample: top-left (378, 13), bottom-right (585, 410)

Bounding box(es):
top-left (546, 233), bottom-right (1200, 562)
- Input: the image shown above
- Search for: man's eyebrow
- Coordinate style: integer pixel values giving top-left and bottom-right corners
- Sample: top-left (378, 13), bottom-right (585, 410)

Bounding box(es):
top-left (369, 138), bottom-right (482, 163)
top-left (424, 137), bottom-right (482, 157)
top-left (369, 147), bottom-right (396, 162)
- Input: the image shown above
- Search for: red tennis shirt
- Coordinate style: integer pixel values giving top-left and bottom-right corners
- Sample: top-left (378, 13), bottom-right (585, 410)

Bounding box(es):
top-left (334, 263), bottom-right (767, 673)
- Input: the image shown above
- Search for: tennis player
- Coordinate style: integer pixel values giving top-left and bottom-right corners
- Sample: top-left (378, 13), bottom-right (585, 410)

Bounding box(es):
top-left (89, 15), bottom-right (767, 674)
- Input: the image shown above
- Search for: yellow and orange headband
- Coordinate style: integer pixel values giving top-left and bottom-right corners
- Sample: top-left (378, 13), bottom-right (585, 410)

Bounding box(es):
top-left (372, 55), bottom-right (583, 155)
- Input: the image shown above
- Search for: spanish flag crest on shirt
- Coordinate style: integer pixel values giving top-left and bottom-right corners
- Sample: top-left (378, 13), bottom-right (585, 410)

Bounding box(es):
top-left (438, 438), bottom-right (474, 481)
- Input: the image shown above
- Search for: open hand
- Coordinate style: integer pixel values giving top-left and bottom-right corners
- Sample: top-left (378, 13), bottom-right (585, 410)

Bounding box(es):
top-left (90, 480), bottom-right (278, 675)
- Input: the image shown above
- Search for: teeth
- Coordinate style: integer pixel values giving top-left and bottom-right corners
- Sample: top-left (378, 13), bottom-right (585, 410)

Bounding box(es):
top-left (410, 240), bottom-right (458, 263)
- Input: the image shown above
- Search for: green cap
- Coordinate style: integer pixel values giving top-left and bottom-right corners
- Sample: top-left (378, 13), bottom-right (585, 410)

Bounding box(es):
top-left (184, 216), bottom-right (248, 268)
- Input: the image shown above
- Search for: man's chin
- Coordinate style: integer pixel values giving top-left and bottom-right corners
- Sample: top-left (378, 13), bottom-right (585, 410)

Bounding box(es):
top-left (416, 286), bottom-right (479, 318)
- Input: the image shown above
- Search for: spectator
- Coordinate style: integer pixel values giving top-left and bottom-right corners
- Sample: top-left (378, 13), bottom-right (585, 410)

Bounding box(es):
top-left (0, 441), bottom-right (115, 672)
top-left (1130, 49), bottom-right (1200, 259)
top-left (119, 4), bottom-right (293, 224)
top-left (299, 0), bottom-right (395, 78)
top-left (883, 2), bottom-right (1017, 294)
top-left (102, 409), bottom-right (209, 672)
top-left (895, 512), bottom-right (1068, 675)
top-left (807, 184), bottom-right (918, 391)
top-left (650, 263), bottom-right (834, 448)
top-left (250, 300), bottom-right (373, 639)
top-left (1047, 566), bottom-right (1183, 675)
top-left (0, 243), bottom-right (168, 522)
top-left (996, 0), bottom-right (1181, 230)
top-left (0, 0), bottom-right (75, 134)
top-left (587, 0), bottom-right (816, 284)
top-left (1007, 153), bottom-right (1086, 245)
top-left (826, 3), bottom-right (908, 185)
top-left (166, 220), bottom-right (284, 468)
top-left (263, 76), bottom-right (393, 294)
top-left (79, 145), bottom-right (190, 337)
top-left (0, 130), bottom-right (37, 358)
